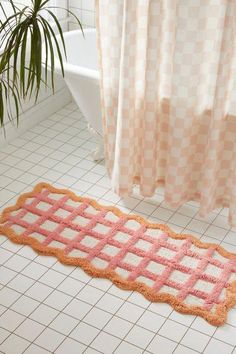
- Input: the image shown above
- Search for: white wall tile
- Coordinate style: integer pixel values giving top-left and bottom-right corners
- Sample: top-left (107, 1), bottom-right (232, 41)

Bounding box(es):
top-left (69, 0), bottom-right (95, 28)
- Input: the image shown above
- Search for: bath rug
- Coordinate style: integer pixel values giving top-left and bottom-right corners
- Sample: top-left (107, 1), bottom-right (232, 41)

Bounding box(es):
top-left (0, 183), bottom-right (235, 326)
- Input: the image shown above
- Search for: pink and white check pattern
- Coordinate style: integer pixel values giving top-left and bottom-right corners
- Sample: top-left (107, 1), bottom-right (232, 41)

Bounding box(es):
top-left (3, 186), bottom-right (236, 315)
top-left (96, 0), bottom-right (236, 225)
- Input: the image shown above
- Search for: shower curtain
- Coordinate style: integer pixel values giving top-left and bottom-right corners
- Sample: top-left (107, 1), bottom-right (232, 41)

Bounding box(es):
top-left (96, 0), bottom-right (236, 225)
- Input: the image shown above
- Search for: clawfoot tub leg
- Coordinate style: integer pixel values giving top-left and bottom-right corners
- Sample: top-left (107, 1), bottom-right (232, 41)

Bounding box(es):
top-left (87, 123), bottom-right (104, 161)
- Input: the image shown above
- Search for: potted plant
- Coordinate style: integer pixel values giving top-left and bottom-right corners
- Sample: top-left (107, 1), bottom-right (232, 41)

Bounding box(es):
top-left (0, 0), bottom-right (82, 127)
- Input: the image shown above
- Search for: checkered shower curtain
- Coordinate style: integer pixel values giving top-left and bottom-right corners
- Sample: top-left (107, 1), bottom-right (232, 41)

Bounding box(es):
top-left (96, 0), bottom-right (236, 225)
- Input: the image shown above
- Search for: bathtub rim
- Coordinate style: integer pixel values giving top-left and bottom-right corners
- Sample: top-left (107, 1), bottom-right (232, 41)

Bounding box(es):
top-left (43, 28), bottom-right (99, 82)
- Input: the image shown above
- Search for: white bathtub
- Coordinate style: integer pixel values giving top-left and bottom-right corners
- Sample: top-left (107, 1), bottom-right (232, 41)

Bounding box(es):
top-left (51, 29), bottom-right (103, 159)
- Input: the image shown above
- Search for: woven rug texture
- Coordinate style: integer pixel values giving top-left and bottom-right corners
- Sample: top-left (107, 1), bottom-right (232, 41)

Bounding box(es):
top-left (0, 183), bottom-right (235, 326)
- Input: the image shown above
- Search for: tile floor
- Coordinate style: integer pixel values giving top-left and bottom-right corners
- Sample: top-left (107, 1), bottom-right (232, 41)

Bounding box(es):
top-left (0, 101), bottom-right (235, 354)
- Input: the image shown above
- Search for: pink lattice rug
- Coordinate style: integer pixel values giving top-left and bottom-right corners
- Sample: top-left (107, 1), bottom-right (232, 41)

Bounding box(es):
top-left (0, 183), bottom-right (235, 326)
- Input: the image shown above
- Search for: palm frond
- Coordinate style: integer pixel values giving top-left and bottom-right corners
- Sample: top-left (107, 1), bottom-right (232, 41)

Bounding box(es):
top-left (0, 0), bottom-right (83, 128)
top-left (0, 68), bottom-right (21, 127)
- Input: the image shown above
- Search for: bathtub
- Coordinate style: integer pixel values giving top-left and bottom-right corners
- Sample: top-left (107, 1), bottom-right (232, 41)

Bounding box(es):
top-left (48, 28), bottom-right (103, 159)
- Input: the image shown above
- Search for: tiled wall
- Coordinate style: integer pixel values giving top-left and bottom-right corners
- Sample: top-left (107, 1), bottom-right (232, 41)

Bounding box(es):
top-left (0, 0), bottom-right (68, 21)
top-left (69, 0), bottom-right (96, 29)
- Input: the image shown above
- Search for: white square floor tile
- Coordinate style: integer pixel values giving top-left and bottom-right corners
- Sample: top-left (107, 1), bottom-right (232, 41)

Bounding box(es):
top-left (44, 290), bottom-right (72, 311)
top-left (88, 185), bottom-right (108, 198)
top-left (0, 176), bottom-right (12, 188)
top-left (158, 319), bottom-right (188, 343)
top-left (15, 318), bottom-right (45, 341)
top-left (213, 324), bottom-right (236, 346)
top-left (0, 266), bottom-right (16, 285)
top-left (49, 313), bottom-right (78, 335)
top-left (0, 287), bottom-right (21, 307)
top-left (3, 167), bottom-right (23, 179)
top-left (2, 156), bottom-right (21, 168)
top-left (0, 246), bottom-right (13, 265)
top-left (0, 328), bottom-right (10, 345)
top-left (128, 292), bottom-right (151, 309)
top-left (134, 201), bottom-right (157, 215)
top-left (17, 246), bottom-right (37, 260)
top-left (83, 307), bottom-right (112, 329)
top-left (22, 261), bottom-right (48, 280)
top-left (1, 240), bottom-right (16, 253)
top-left (224, 231), bottom-right (236, 246)
top-left (204, 338), bottom-right (233, 354)
top-left (11, 295), bottom-right (39, 317)
top-left (96, 293), bottom-right (124, 314)
top-left (52, 262), bottom-right (75, 275)
top-left (0, 309), bottom-right (25, 331)
top-left (25, 282), bottom-right (53, 302)
top-left (0, 248), bottom-right (12, 265)
top-left (8, 273), bottom-right (35, 293)
top-left (187, 219), bottom-right (209, 234)
top-left (104, 316), bottom-right (133, 339)
top-left (147, 334), bottom-right (177, 354)
top-left (151, 207), bottom-right (173, 221)
top-left (137, 310), bottom-right (166, 332)
top-left (168, 213), bottom-right (191, 227)
top-left (6, 180), bottom-right (28, 193)
top-left (55, 337), bottom-right (86, 354)
top-left (57, 175), bottom-right (78, 187)
top-left (39, 269), bottom-right (66, 288)
top-left (15, 160), bottom-right (34, 172)
top-left (177, 204), bottom-right (197, 218)
top-left (67, 166), bottom-right (87, 179)
top-left (34, 254), bottom-right (57, 268)
top-left (57, 277), bottom-right (84, 296)
top-left (91, 331), bottom-right (121, 354)
top-left (114, 341), bottom-right (143, 354)
top-left (0, 236), bottom-right (8, 246)
top-left (125, 325), bottom-right (154, 349)
top-left (180, 328), bottom-right (210, 352)
top-left (108, 285), bottom-right (132, 300)
top-left (0, 334), bottom-right (30, 354)
top-left (88, 277), bottom-right (112, 291)
top-left (35, 327), bottom-right (65, 352)
top-left (227, 308), bottom-right (236, 326)
top-left (84, 348), bottom-right (103, 354)
top-left (204, 225), bottom-right (228, 241)
top-left (0, 305), bottom-right (5, 317)
top-left (213, 215), bottom-right (230, 229)
top-left (81, 171), bottom-right (102, 184)
top-left (169, 310), bottom-right (196, 326)
top-left (190, 317), bottom-right (216, 336)
top-left (174, 344), bottom-right (199, 354)
top-left (70, 322), bottom-right (99, 345)
top-left (24, 343), bottom-right (51, 354)
top-left (30, 304), bottom-right (59, 326)
top-left (116, 302), bottom-right (145, 323)
top-left (76, 284), bottom-right (104, 305)
top-left (73, 179), bottom-right (93, 193)
top-left (63, 298), bottom-right (92, 320)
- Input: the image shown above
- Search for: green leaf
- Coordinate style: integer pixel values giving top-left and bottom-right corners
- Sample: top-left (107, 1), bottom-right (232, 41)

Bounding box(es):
top-left (0, 0), bottom-right (84, 128)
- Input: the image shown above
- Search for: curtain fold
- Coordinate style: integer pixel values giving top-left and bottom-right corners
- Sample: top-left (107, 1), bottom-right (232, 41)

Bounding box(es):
top-left (96, 0), bottom-right (236, 225)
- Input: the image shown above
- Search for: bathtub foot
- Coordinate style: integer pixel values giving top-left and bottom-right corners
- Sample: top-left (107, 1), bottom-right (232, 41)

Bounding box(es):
top-left (92, 142), bottom-right (104, 161)
top-left (87, 123), bottom-right (104, 161)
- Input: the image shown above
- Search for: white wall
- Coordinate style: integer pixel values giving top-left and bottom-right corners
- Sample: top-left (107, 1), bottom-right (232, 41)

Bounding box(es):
top-left (69, 0), bottom-right (96, 29)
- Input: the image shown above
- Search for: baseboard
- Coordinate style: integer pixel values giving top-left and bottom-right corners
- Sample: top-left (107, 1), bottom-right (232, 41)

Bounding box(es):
top-left (0, 86), bottom-right (72, 148)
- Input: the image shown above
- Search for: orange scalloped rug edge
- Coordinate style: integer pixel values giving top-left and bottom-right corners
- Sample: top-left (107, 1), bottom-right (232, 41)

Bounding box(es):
top-left (0, 182), bottom-right (235, 327)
